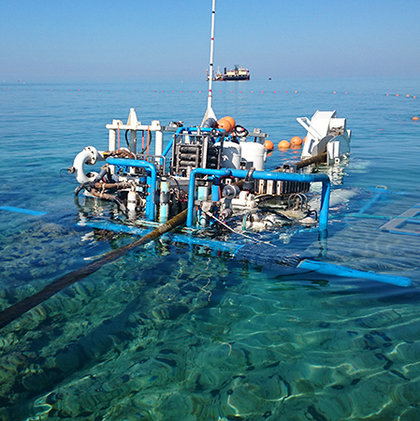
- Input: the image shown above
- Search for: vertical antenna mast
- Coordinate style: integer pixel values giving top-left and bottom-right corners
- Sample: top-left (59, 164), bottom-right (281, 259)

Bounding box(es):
top-left (201, 0), bottom-right (217, 125)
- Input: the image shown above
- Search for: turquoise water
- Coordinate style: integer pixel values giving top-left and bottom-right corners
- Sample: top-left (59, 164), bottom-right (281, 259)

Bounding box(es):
top-left (1, 77), bottom-right (420, 420)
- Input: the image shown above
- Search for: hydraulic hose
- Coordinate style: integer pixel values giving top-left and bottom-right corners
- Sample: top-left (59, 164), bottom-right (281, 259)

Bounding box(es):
top-left (90, 188), bottom-right (128, 216)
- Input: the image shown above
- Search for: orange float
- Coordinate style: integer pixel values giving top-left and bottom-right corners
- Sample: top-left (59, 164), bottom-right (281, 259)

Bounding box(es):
top-left (412, 117), bottom-right (419, 121)
top-left (302, 136), bottom-right (307, 143)
top-left (264, 140), bottom-right (274, 150)
top-left (224, 116), bottom-right (236, 128)
top-left (217, 118), bottom-right (232, 133)
top-left (290, 136), bottom-right (302, 146)
top-left (278, 140), bottom-right (290, 149)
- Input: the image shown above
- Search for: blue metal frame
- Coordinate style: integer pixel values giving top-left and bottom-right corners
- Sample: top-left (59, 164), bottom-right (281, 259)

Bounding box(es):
top-left (77, 220), bottom-right (411, 287)
top-left (187, 168), bottom-right (232, 227)
top-left (109, 126), bottom-right (331, 230)
top-left (187, 168), bottom-right (331, 230)
top-left (107, 158), bottom-right (157, 221)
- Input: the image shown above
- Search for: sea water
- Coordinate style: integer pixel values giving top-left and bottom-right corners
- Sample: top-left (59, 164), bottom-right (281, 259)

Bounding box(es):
top-left (0, 77), bottom-right (419, 420)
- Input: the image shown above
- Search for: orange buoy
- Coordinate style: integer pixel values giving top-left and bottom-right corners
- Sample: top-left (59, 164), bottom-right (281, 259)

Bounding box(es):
top-left (278, 140), bottom-right (290, 149)
top-left (413, 116), bottom-right (419, 121)
top-left (290, 136), bottom-right (302, 146)
top-left (302, 136), bottom-right (307, 144)
top-left (224, 116), bottom-right (236, 128)
top-left (217, 118), bottom-right (232, 133)
top-left (264, 140), bottom-right (274, 150)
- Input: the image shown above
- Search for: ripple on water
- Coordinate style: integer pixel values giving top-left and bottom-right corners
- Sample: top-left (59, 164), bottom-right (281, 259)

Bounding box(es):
top-left (1, 79), bottom-right (420, 420)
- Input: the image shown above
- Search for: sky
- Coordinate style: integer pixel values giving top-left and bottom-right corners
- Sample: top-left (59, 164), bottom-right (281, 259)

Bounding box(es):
top-left (1, 0), bottom-right (420, 82)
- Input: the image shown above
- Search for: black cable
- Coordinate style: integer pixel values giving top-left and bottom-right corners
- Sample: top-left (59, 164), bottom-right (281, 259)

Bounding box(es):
top-left (124, 130), bottom-right (131, 150)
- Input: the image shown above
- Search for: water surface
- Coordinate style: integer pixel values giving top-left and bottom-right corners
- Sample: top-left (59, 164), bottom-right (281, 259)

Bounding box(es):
top-left (0, 77), bottom-right (419, 420)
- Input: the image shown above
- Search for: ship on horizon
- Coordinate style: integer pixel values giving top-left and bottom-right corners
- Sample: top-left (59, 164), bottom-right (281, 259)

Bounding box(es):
top-left (207, 65), bottom-right (250, 81)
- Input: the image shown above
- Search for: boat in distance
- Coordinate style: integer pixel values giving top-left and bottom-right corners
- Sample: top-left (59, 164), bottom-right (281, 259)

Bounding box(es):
top-left (208, 65), bottom-right (250, 81)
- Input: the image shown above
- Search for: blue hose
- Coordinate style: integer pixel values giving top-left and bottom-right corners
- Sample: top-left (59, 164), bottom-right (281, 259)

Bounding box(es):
top-left (297, 259), bottom-right (412, 287)
top-left (0, 206), bottom-right (47, 216)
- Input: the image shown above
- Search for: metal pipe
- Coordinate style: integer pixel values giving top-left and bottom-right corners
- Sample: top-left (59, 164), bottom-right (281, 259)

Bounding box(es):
top-left (187, 168), bottom-right (232, 227)
top-left (107, 157), bottom-right (157, 221)
top-left (207, 0), bottom-right (216, 110)
top-left (229, 169), bottom-right (331, 231)
top-left (162, 127), bottom-right (183, 161)
top-left (78, 220), bottom-right (238, 253)
top-left (358, 193), bottom-right (382, 215)
top-left (201, 0), bottom-right (217, 125)
top-left (77, 221), bottom-right (412, 288)
top-left (186, 168), bottom-right (331, 230)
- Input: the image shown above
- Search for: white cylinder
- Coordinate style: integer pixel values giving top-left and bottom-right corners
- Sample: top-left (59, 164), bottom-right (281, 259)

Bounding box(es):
top-left (109, 129), bottom-right (116, 151)
top-left (159, 181), bottom-right (169, 223)
top-left (155, 130), bottom-right (163, 157)
top-left (127, 190), bottom-right (137, 212)
top-left (216, 141), bottom-right (242, 169)
top-left (240, 142), bottom-right (266, 171)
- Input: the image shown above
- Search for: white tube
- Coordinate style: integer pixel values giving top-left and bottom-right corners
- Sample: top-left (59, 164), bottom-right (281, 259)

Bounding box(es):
top-left (72, 146), bottom-right (105, 184)
top-left (109, 129), bottom-right (116, 151)
top-left (159, 181), bottom-right (169, 223)
top-left (155, 130), bottom-right (163, 157)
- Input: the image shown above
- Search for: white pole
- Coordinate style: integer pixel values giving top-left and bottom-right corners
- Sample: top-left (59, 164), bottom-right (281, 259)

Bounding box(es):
top-left (208, 0), bottom-right (216, 111)
top-left (201, 0), bottom-right (217, 126)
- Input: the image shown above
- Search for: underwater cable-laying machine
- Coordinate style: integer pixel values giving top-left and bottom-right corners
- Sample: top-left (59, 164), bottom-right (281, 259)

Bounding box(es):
top-left (69, 109), bottom-right (331, 233)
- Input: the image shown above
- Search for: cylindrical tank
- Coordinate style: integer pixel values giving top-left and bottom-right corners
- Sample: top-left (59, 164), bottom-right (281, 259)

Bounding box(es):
top-left (215, 141), bottom-right (241, 169)
top-left (127, 190), bottom-right (137, 212)
top-left (159, 181), bottom-right (169, 223)
top-left (240, 142), bottom-right (266, 171)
